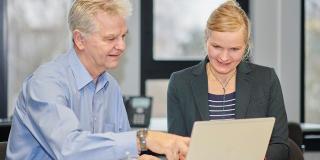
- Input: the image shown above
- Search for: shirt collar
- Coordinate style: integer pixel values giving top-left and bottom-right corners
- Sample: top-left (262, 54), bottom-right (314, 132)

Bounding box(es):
top-left (68, 48), bottom-right (93, 90)
top-left (68, 48), bottom-right (110, 91)
top-left (96, 72), bottom-right (109, 93)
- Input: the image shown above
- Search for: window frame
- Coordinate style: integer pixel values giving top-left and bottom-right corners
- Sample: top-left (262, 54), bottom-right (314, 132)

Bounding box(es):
top-left (0, 0), bottom-right (7, 119)
top-left (300, 0), bottom-right (305, 123)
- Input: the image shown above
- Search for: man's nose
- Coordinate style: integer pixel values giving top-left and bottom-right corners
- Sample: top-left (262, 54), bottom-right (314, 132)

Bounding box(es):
top-left (115, 38), bottom-right (126, 51)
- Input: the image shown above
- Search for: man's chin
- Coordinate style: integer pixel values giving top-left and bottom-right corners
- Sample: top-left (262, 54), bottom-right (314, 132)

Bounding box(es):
top-left (105, 63), bottom-right (119, 70)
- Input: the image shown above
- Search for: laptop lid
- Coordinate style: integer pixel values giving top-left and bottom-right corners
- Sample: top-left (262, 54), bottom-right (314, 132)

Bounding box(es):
top-left (186, 117), bottom-right (275, 160)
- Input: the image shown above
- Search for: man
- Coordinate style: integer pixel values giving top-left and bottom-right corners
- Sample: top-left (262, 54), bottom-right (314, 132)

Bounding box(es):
top-left (6, 0), bottom-right (189, 159)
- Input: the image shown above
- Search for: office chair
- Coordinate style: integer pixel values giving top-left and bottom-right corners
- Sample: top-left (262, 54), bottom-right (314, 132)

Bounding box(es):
top-left (0, 141), bottom-right (7, 160)
top-left (288, 122), bottom-right (304, 151)
top-left (288, 138), bottom-right (304, 160)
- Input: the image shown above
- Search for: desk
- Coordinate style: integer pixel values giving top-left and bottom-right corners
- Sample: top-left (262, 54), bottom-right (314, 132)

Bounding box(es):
top-left (0, 120), bottom-right (11, 142)
top-left (0, 118), bottom-right (168, 141)
top-left (301, 123), bottom-right (320, 151)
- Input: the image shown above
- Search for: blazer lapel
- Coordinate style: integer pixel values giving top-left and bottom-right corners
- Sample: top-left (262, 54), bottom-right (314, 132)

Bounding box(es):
top-left (235, 62), bottom-right (252, 119)
top-left (191, 59), bottom-right (209, 120)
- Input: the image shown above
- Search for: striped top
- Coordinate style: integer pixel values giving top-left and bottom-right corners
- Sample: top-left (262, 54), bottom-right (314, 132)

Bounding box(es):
top-left (208, 92), bottom-right (236, 120)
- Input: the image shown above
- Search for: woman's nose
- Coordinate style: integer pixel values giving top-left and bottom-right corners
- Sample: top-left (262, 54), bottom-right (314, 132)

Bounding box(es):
top-left (219, 50), bottom-right (230, 62)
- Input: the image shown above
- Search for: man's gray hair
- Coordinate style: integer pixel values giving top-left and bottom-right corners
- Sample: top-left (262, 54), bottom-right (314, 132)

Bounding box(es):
top-left (68, 0), bottom-right (132, 34)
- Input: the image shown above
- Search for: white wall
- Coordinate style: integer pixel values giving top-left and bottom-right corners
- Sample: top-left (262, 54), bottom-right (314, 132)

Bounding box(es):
top-left (114, 0), bottom-right (302, 122)
top-left (110, 0), bottom-right (140, 96)
top-left (251, 0), bottom-right (301, 122)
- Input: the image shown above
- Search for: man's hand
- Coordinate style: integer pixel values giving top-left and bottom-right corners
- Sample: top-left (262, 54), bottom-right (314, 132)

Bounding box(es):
top-left (145, 131), bottom-right (190, 160)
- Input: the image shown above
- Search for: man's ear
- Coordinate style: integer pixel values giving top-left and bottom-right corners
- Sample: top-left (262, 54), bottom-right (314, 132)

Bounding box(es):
top-left (73, 30), bottom-right (86, 50)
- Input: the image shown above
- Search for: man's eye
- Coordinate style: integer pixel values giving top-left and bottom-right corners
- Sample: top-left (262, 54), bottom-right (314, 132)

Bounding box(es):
top-left (122, 34), bottom-right (127, 40)
top-left (103, 37), bottom-right (116, 41)
top-left (231, 48), bottom-right (239, 51)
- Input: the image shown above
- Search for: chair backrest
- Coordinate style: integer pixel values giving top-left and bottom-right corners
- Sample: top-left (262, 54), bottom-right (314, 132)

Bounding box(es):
top-left (0, 141), bottom-right (7, 160)
top-left (288, 122), bottom-right (304, 150)
top-left (288, 138), bottom-right (304, 160)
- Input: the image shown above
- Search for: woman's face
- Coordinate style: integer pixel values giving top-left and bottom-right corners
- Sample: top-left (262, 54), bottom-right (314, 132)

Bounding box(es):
top-left (206, 28), bottom-right (246, 76)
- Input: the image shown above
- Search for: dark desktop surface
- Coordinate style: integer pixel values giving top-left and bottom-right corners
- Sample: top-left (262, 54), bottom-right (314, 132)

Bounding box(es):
top-left (0, 120), bottom-right (11, 142)
top-left (141, 150), bottom-right (166, 159)
top-left (304, 136), bottom-right (320, 151)
top-left (302, 123), bottom-right (320, 151)
top-left (1, 121), bottom-right (320, 151)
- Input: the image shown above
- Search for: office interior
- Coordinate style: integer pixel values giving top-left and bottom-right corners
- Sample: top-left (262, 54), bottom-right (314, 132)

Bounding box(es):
top-left (0, 0), bottom-right (319, 159)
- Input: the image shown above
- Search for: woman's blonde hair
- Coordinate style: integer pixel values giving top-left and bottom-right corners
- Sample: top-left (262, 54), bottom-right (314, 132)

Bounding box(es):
top-left (68, 0), bottom-right (132, 34)
top-left (206, 0), bottom-right (251, 59)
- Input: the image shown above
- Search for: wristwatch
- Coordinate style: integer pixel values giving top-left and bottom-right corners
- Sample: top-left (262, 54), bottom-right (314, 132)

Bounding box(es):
top-left (137, 128), bottom-right (148, 152)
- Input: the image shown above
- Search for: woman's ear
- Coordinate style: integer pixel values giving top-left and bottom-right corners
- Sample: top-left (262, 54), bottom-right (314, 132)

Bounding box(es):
top-left (241, 44), bottom-right (251, 62)
top-left (73, 30), bottom-right (86, 50)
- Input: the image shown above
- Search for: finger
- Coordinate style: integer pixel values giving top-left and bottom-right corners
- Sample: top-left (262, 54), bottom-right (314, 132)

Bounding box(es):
top-left (177, 140), bottom-right (189, 156)
top-left (174, 143), bottom-right (181, 160)
top-left (179, 153), bottom-right (186, 160)
top-left (166, 147), bottom-right (179, 160)
top-left (182, 137), bottom-right (191, 145)
top-left (138, 154), bottom-right (161, 160)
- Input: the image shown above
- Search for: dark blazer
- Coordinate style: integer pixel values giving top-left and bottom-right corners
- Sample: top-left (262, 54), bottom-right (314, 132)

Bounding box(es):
top-left (167, 57), bottom-right (289, 160)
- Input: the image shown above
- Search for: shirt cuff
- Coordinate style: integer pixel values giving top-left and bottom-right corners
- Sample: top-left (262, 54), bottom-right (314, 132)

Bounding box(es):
top-left (114, 131), bottom-right (138, 158)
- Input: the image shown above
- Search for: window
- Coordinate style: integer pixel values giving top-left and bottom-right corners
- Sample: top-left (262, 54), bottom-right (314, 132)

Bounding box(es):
top-left (0, 0), bottom-right (73, 118)
top-left (153, 0), bottom-right (226, 60)
top-left (303, 0), bottom-right (320, 123)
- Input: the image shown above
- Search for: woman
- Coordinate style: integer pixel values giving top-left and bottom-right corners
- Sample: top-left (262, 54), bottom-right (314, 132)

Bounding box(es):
top-left (167, 1), bottom-right (288, 159)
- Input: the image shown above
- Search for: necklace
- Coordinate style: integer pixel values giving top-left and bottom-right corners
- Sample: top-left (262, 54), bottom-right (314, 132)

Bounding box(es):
top-left (208, 64), bottom-right (236, 111)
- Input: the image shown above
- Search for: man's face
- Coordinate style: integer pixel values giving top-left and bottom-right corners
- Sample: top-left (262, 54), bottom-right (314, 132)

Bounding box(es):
top-left (81, 11), bottom-right (128, 72)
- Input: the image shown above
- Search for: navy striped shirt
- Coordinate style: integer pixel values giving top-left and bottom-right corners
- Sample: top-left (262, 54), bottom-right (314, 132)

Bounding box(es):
top-left (208, 92), bottom-right (236, 120)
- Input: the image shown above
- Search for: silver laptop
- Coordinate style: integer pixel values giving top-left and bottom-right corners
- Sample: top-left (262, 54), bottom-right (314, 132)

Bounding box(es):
top-left (186, 117), bottom-right (275, 160)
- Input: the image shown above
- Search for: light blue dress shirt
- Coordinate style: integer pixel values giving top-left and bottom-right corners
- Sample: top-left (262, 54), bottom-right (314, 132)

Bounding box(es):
top-left (6, 48), bottom-right (138, 160)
